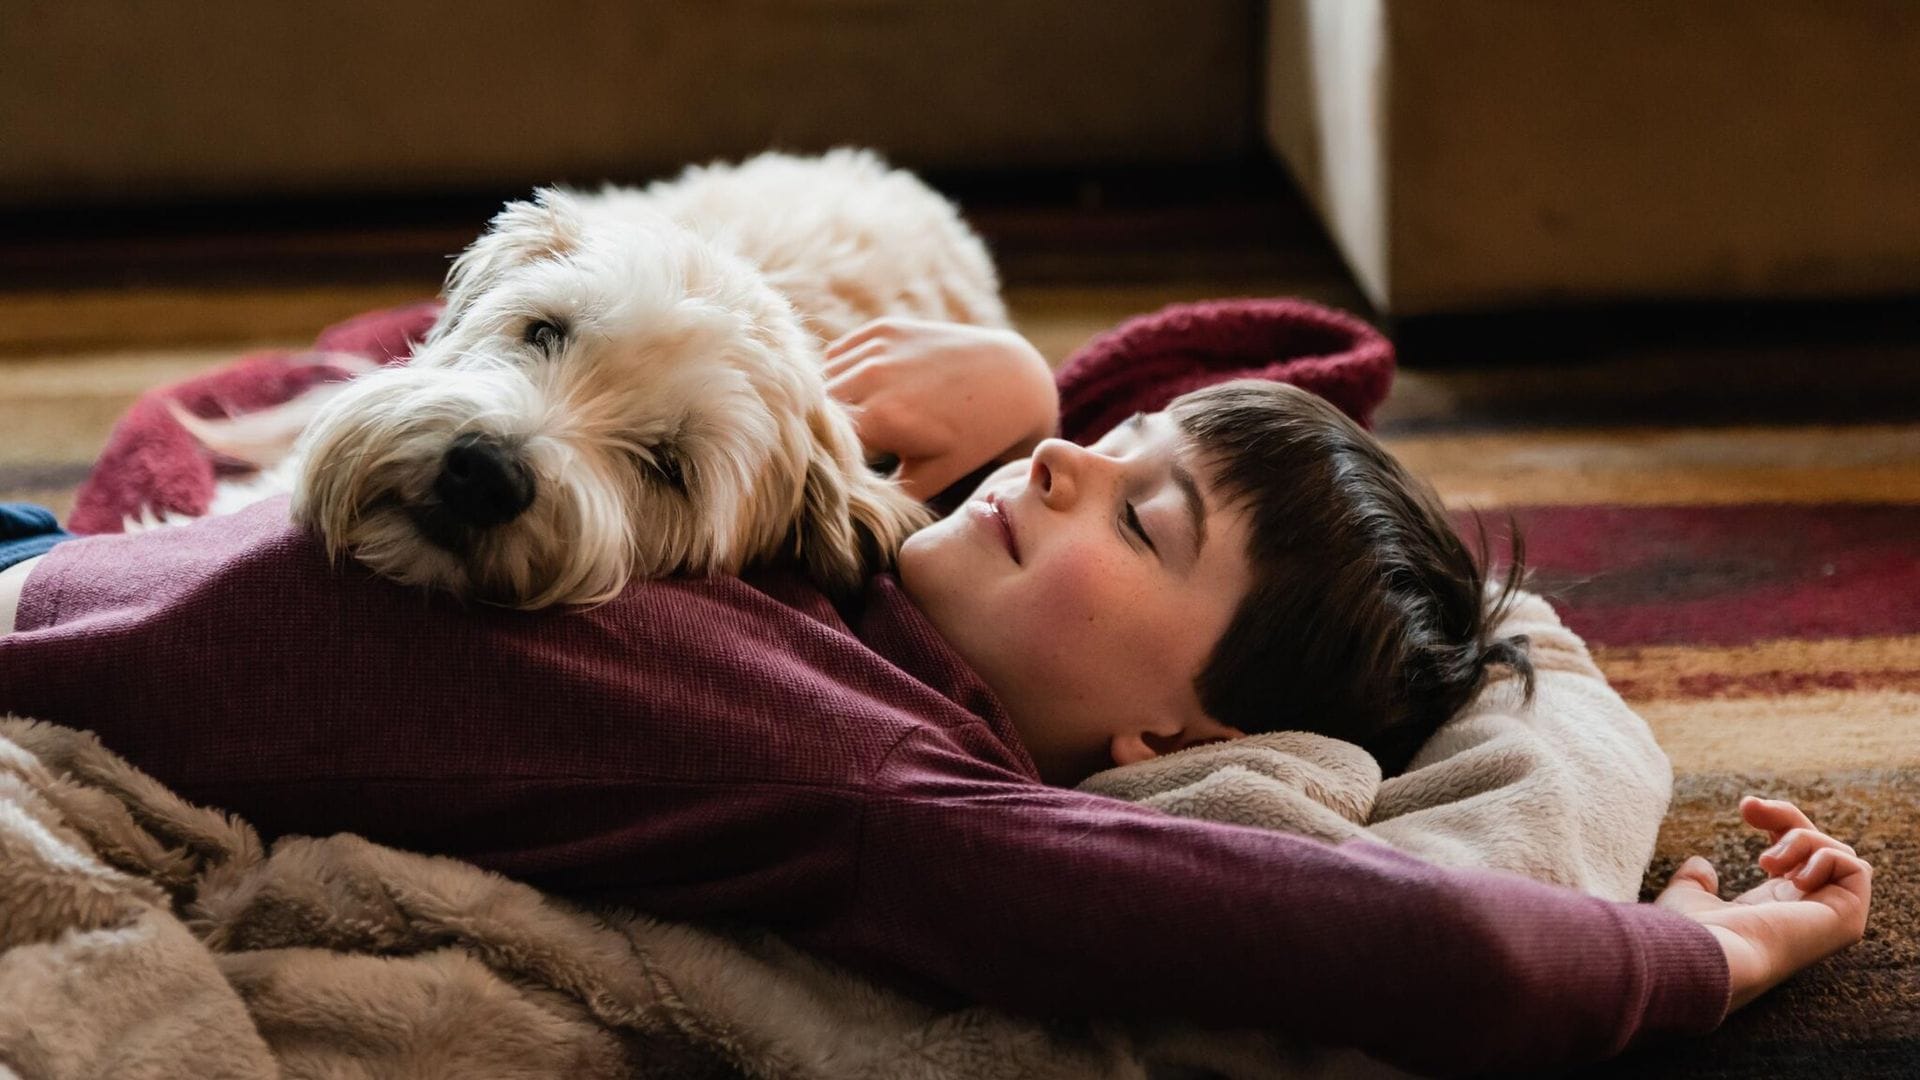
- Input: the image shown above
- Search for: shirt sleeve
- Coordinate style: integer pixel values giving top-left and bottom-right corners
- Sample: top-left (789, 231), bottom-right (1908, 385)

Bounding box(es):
top-left (820, 727), bottom-right (1729, 1077)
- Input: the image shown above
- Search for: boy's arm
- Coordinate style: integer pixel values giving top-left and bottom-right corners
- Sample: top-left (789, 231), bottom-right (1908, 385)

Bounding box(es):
top-left (824, 318), bottom-right (1058, 502)
top-left (817, 727), bottom-right (1730, 1077)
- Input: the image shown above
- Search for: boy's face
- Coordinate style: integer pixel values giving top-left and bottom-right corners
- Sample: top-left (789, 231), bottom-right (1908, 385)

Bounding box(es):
top-left (900, 411), bottom-right (1253, 786)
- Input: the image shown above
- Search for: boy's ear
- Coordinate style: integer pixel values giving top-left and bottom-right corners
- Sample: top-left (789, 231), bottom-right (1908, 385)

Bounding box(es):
top-left (1108, 720), bottom-right (1247, 767)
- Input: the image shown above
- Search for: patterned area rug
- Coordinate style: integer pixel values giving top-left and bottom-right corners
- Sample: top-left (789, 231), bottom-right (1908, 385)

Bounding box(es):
top-left (1382, 404), bottom-right (1920, 1077)
top-left (2, 310), bottom-right (1916, 1076)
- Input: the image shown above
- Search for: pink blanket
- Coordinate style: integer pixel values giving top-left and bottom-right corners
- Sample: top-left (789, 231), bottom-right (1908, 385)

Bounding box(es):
top-left (68, 298), bottom-right (1393, 534)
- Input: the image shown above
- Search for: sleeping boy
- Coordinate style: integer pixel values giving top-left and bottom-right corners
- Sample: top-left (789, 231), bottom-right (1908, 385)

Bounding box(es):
top-left (0, 318), bottom-right (1871, 1075)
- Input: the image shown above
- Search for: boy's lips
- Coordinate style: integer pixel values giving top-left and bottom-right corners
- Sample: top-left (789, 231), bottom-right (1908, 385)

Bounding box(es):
top-left (984, 491), bottom-right (1021, 563)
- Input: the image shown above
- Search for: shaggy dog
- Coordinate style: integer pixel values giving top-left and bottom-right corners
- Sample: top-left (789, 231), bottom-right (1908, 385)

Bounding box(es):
top-left (184, 150), bottom-right (1008, 608)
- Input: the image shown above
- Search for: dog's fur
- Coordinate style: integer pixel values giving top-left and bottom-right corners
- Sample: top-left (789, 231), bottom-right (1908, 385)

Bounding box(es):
top-left (182, 150), bottom-right (1008, 608)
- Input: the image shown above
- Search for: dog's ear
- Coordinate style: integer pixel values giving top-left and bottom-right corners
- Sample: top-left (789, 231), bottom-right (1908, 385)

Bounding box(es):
top-left (430, 188), bottom-right (584, 341)
top-left (794, 405), bottom-right (932, 593)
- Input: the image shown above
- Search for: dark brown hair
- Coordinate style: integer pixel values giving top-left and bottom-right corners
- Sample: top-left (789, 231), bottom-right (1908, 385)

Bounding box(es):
top-left (1170, 380), bottom-right (1534, 776)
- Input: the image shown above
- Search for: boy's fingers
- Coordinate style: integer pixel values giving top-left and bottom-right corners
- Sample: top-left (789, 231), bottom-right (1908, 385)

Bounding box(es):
top-left (823, 319), bottom-right (896, 359)
top-left (891, 457), bottom-right (963, 504)
top-left (1830, 851), bottom-right (1874, 900)
top-left (849, 406), bottom-right (949, 463)
top-left (1655, 856), bottom-right (1721, 912)
top-left (1682, 855), bottom-right (1718, 891)
top-left (1795, 848), bottom-right (1839, 891)
top-left (823, 340), bottom-right (886, 378)
top-left (847, 399), bottom-right (903, 448)
top-left (827, 356), bottom-right (904, 403)
top-left (1791, 846), bottom-right (1873, 897)
top-left (1760, 828), bottom-right (1856, 878)
top-left (1740, 795), bottom-right (1810, 832)
top-left (822, 331), bottom-right (862, 361)
top-left (1741, 795), bottom-right (1818, 839)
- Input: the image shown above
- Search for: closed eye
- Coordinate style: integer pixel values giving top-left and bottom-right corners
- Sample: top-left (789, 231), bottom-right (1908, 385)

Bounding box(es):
top-left (1124, 500), bottom-right (1157, 555)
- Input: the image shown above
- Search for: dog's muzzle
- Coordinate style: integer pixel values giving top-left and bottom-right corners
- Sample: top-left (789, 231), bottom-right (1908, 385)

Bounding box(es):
top-left (411, 434), bottom-right (536, 551)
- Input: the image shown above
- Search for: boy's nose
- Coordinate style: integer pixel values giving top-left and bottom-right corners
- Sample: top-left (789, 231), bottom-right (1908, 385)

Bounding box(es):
top-left (1031, 458), bottom-right (1054, 494)
top-left (1031, 437), bottom-right (1108, 509)
top-left (1030, 439), bottom-right (1069, 506)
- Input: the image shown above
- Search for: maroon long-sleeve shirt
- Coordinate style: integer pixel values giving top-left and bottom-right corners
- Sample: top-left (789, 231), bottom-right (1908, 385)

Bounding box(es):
top-left (0, 499), bottom-right (1728, 1075)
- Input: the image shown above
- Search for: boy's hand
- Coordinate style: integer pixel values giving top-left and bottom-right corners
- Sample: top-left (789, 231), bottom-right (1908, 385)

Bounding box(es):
top-left (1654, 797), bottom-right (1872, 1013)
top-left (825, 318), bottom-right (1059, 503)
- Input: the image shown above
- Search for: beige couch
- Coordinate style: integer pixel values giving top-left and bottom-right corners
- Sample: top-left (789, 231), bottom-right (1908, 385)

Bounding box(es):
top-left (0, 0), bottom-right (1259, 202)
top-left (7, 1), bottom-right (1916, 313)
top-left (1264, 0), bottom-right (1920, 313)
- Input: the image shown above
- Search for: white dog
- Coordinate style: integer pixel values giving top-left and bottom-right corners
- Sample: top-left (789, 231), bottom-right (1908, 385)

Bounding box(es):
top-left (183, 150), bottom-right (1009, 608)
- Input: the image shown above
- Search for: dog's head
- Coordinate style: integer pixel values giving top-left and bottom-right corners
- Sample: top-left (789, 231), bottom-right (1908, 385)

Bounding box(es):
top-left (291, 189), bottom-right (928, 608)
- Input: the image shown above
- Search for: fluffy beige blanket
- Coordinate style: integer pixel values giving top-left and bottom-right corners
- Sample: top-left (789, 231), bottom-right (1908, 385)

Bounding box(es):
top-left (0, 592), bottom-right (1669, 1079)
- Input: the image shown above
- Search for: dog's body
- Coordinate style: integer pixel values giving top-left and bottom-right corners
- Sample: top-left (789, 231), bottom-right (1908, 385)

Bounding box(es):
top-left (181, 150), bottom-right (1007, 608)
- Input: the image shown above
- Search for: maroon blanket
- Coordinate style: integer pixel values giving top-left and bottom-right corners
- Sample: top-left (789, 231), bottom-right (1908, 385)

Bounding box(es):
top-left (68, 298), bottom-right (1393, 534)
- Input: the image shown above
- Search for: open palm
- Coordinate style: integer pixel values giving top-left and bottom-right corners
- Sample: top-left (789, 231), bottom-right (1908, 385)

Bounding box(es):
top-left (1654, 796), bottom-right (1873, 1012)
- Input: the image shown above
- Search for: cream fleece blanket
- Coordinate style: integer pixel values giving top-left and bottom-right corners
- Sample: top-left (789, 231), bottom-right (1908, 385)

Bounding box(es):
top-left (0, 591), bottom-right (1669, 1079)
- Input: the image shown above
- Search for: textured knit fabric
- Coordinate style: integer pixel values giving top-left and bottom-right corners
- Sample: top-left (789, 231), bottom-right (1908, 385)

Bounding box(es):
top-left (0, 503), bottom-right (71, 570)
top-left (0, 500), bottom-right (1728, 1075)
top-left (1053, 298), bottom-right (1396, 445)
top-left (65, 302), bottom-right (440, 534)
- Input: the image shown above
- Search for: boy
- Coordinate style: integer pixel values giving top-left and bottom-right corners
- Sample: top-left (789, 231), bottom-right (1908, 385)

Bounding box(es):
top-left (826, 316), bottom-right (1528, 783)
top-left (0, 321), bottom-right (1872, 1075)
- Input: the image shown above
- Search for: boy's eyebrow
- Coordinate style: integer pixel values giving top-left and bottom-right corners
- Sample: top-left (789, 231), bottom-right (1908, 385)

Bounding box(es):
top-left (1171, 461), bottom-right (1207, 556)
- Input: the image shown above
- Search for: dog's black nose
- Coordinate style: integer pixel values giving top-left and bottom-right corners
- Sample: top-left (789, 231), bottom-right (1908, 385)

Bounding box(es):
top-left (434, 435), bottom-right (535, 527)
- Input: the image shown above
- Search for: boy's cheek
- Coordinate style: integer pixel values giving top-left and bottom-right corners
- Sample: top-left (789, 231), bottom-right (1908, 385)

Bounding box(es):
top-left (1022, 550), bottom-right (1129, 626)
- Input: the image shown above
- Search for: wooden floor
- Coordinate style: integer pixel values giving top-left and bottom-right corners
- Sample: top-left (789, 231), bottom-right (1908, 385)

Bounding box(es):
top-left (2, 195), bottom-right (1919, 1078)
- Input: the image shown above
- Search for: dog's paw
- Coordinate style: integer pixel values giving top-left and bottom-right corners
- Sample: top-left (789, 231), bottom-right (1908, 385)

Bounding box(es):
top-left (120, 505), bottom-right (200, 533)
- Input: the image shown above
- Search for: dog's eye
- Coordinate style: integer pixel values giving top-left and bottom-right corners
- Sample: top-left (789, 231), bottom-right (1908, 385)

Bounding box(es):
top-left (648, 445), bottom-right (687, 493)
top-left (522, 318), bottom-right (566, 354)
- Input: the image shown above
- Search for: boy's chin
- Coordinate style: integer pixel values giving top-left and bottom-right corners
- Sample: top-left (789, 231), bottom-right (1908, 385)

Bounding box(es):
top-left (895, 520), bottom-right (981, 634)
top-left (899, 510), bottom-right (965, 563)
top-left (894, 528), bottom-right (940, 602)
